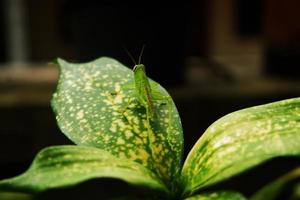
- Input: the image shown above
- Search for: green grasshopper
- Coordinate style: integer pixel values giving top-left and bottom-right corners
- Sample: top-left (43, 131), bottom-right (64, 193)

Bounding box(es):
top-left (125, 46), bottom-right (170, 122)
top-left (133, 63), bottom-right (156, 120)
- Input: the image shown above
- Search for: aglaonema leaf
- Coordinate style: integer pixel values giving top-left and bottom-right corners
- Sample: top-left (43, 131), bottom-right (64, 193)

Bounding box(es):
top-left (0, 192), bottom-right (32, 200)
top-left (250, 166), bottom-right (300, 200)
top-left (181, 98), bottom-right (300, 195)
top-left (294, 183), bottom-right (300, 199)
top-left (51, 57), bottom-right (183, 186)
top-left (184, 191), bottom-right (246, 200)
top-left (0, 145), bottom-right (167, 196)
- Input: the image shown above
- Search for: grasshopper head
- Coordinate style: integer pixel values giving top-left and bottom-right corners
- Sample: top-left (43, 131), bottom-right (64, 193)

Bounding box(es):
top-left (133, 64), bottom-right (146, 73)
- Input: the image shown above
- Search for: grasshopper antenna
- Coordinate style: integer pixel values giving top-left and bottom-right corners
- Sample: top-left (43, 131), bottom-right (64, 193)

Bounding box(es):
top-left (138, 44), bottom-right (146, 64)
top-left (123, 46), bottom-right (137, 65)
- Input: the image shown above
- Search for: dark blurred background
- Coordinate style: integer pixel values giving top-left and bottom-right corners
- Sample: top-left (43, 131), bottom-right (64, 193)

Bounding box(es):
top-left (0, 0), bottom-right (300, 199)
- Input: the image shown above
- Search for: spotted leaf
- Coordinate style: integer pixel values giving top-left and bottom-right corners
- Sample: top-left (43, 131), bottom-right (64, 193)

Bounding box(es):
top-left (184, 191), bottom-right (246, 200)
top-left (51, 57), bottom-right (183, 187)
top-left (181, 98), bottom-right (300, 195)
top-left (0, 146), bottom-right (167, 195)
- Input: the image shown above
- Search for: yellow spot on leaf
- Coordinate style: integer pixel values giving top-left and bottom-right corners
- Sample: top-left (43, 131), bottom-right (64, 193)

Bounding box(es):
top-left (76, 110), bottom-right (84, 120)
top-left (84, 82), bottom-right (93, 91)
top-left (103, 135), bottom-right (111, 142)
top-left (103, 99), bottom-right (113, 106)
top-left (125, 130), bottom-right (133, 139)
top-left (115, 119), bottom-right (126, 130)
top-left (81, 135), bottom-right (90, 143)
top-left (110, 124), bottom-right (117, 133)
top-left (80, 119), bottom-right (87, 123)
top-left (95, 131), bottom-right (101, 136)
top-left (115, 83), bottom-right (121, 92)
top-left (135, 137), bottom-right (143, 145)
top-left (114, 94), bottom-right (123, 104)
top-left (153, 144), bottom-right (163, 154)
top-left (128, 149), bottom-right (138, 160)
top-left (137, 149), bottom-right (150, 161)
top-left (116, 138), bottom-right (125, 145)
top-left (133, 125), bottom-right (140, 134)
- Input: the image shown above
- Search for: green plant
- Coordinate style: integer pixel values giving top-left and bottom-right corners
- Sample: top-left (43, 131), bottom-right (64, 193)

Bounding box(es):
top-left (0, 57), bottom-right (299, 200)
top-left (251, 166), bottom-right (300, 200)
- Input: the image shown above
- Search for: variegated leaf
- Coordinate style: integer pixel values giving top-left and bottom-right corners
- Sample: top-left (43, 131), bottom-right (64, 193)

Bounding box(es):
top-left (0, 146), bottom-right (167, 195)
top-left (51, 57), bottom-right (183, 188)
top-left (181, 98), bottom-right (300, 195)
